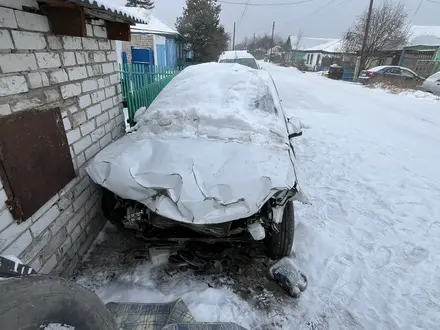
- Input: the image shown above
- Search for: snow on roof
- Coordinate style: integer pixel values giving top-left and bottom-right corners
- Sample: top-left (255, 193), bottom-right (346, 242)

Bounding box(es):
top-left (72, 0), bottom-right (149, 24)
top-left (408, 25), bottom-right (440, 46)
top-left (219, 51), bottom-right (255, 60)
top-left (133, 63), bottom-right (287, 146)
top-left (123, 7), bottom-right (178, 36)
top-left (303, 39), bottom-right (344, 53)
top-left (288, 36), bottom-right (338, 51)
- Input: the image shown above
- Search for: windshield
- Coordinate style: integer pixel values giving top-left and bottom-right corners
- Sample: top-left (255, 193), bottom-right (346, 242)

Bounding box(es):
top-left (219, 58), bottom-right (259, 69)
top-left (132, 63), bottom-right (287, 146)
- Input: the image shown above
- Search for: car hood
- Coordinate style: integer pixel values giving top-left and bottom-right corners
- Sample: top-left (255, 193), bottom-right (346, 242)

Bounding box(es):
top-left (86, 133), bottom-right (306, 224)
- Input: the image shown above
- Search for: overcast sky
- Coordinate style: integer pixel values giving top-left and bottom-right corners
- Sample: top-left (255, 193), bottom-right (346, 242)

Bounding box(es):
top-left (114, 0), bottom-right (440, 42)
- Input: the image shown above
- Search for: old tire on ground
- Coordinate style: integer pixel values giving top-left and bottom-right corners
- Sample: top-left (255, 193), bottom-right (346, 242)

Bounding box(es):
top-left (102, 187), bottom-right (125, 227)
top-left (0, 275), bottom-right (117, 330)
top-left (266, 201), bottom-right (295, 260)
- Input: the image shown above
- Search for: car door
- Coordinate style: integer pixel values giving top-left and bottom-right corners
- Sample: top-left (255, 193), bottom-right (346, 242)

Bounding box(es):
top-left (400, 68), bottom-right (416, 80)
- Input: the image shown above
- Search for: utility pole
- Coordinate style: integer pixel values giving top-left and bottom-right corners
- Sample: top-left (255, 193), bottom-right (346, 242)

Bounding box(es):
top-left (269, 21), bottom-right (275, 62)
top-left (358, 0), bottom-right (374, 78)
top-left (232, 22), bottom-right (236, 50)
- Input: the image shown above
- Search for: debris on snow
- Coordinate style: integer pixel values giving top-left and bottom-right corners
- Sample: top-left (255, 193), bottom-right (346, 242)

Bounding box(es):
top-left (269, 257), bottom-right (308, 298)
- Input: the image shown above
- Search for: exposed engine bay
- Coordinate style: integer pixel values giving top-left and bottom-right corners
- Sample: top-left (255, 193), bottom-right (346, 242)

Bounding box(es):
top-left (104, 188), bottom-right (297, 241)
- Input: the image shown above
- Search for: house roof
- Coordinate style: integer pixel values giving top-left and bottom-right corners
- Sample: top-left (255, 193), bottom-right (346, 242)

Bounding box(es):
top-left (303, 39), bottom-right (344, 53)
top-left (408, 25), bottom-right (440, 47)
top-left (288, 36), bottom-right (338, 51)
top-left (68, 0), bottom-right (149, 24)
top-left (122, 7), bottom-right (178, 36)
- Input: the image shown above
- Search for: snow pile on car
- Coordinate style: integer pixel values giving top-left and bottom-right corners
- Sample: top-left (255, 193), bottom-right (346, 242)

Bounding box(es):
top-left (131, 63), bottom-right (288, 146)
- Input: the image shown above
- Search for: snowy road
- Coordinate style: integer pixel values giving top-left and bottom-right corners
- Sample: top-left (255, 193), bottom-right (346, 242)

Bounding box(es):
top-left (76, 64), bottom-right (440, 329)
top-left (271, 63), bottom-right (440, 329)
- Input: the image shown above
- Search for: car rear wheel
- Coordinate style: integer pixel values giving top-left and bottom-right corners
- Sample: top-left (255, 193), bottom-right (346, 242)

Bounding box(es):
top-left (266, 201), bottom-right (295, 260)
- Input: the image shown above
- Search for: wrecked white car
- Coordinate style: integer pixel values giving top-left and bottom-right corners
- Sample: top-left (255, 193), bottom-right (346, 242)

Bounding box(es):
top-left (86, 63), bottom-right (306, 259)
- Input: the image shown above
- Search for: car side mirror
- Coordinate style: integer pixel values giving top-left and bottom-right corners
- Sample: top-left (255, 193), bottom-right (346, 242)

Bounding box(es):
top-left (287, 116), bottom-right (302, 138)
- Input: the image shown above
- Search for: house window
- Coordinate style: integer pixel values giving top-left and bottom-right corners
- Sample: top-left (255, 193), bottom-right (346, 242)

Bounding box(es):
top-left (0, 108), bottom-right (75, 222)
top-left (317, 54), bottom-right (321, 66)
top-left (310, 54), bottom-right (314, 65)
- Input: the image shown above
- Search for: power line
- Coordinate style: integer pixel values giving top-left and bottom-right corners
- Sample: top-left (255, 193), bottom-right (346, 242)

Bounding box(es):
top-left (218, 0), bottom-right (313, 6)
top-left (280, 0), bottom-right (354, 30)
top-left (237, 0), bottom-right (251, 26)
top-left (426, 0), bottom-right (440, 5)
top-left (414, 0), bottom-right (425, 17)
top-left (316, 0), bottom-right (355, 17)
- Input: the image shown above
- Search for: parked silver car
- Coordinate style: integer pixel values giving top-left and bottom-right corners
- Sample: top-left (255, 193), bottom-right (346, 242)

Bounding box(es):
top-left (421, 72), bottom-right (440, 96)
top-left (86, 63), bottom-right (307, 259)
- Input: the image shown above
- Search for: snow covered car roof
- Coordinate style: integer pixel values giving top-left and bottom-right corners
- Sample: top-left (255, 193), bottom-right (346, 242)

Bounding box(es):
top-left (133, 63), bottom-right (288, 146)
top-left (86, 63), bottom-right (303, 225)
top-left (218, 51), bottom-right (256, 60)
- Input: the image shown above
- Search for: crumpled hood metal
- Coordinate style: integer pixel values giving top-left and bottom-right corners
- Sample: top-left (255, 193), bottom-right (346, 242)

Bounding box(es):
top-left (86, 133), bottom-right (302, 224)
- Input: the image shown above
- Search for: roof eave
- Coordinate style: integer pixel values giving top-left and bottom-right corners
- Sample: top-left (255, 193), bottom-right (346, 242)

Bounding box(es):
top-left (65, 0), bottom-right (146, 25)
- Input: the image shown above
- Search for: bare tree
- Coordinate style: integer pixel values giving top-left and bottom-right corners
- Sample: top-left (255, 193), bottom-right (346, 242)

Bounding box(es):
top-left (293, 30), bottom-right (303, 51)
top-left (342, 1), bottom-right (410, 69)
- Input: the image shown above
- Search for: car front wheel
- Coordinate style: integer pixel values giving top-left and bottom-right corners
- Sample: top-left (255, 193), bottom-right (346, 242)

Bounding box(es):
top-left (266, 201), bottom-right (295, 259)
top-left (101, 187), bottom-right (125, 228)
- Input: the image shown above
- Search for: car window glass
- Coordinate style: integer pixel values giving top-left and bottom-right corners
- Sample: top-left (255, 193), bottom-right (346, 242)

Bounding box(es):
top-left (219, 58), bottom-right (258, 69)
top-left (401, 69), bottom-right (415, 78)
top-left (253, 88), bottom-right (277, 115)
top-left (385, 68), bottom-right (401, 74)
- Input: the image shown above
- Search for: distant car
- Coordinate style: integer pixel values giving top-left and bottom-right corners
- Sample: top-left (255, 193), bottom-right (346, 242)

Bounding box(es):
top-left (218, 50), bottom-right (260, 69)
top-left (358, 66), bottom-right (424, 85)
top-left (421, 72), bottom-right (440, 96)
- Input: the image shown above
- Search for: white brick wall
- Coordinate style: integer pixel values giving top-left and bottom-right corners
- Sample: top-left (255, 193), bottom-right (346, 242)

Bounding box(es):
top-left (67, 66), bottom-right (88, 81)
top-left (15, 11), bottom-right (49, 32)
top-left (62, 52), bottom-right (77, 67)
top-left (36, 52), bottom-right (61, 69)
top-left (49, 69), bottom-right (68, 84)
top-left (0, 29), bottom-right (13, 49)
top-left (0, 53), bottom-right (37, 73)
top-left (63, 36), bottom-right (82, 50)
top-left (28, 72), bottom-right (49, 88)
top-left (61, 83), bottom-right (81, 99)
top-left (0, 75), bottom-right (28, 96)
top-left (93, 25), bottom-right (106, 38)
top-left (0, 7), bottom-right (17, 28)
top-left (0, 4), bottom-right (124, 276)
top-left (12, 30), bottom-right (47, 49)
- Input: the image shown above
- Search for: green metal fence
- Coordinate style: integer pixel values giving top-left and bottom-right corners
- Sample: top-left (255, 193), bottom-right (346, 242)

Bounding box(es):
top-left (119, 64), bottom-right (183, 125)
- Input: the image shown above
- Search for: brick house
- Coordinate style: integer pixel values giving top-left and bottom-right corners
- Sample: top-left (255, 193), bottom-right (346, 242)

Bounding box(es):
top-left (0, 0), bottom-right (146, 276)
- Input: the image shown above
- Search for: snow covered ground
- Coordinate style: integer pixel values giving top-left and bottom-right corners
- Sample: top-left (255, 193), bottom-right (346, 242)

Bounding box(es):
top-left (75, 63), bottom-right (440, 329)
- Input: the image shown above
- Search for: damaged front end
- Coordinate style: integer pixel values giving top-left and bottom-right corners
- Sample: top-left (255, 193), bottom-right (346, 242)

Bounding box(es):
top-left (103, 180), bottom-right (302, 243)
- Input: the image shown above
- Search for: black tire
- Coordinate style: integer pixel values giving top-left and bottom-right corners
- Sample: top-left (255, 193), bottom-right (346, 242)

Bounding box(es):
top-left (102, 187), bottom-right (125, 227)
top-left (266, 201), bottom-right (295, 260)
top-left (0, 275), bottom-right (118, 330)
